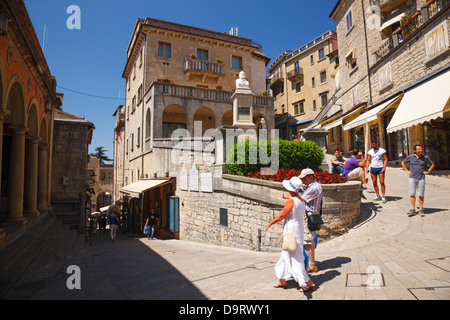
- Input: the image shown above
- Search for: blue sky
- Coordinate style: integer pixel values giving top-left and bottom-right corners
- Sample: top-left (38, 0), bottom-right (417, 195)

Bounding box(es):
top-left (23, 0), bottom-right (337, 161)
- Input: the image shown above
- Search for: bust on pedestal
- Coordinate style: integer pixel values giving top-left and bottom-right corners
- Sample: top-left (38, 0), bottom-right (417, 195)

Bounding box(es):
top-left (232, 71), bottom-right (256, 130)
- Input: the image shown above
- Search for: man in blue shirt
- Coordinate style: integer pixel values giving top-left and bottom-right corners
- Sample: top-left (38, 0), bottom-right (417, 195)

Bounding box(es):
top-left (401, 144), bottom-right (435, 217)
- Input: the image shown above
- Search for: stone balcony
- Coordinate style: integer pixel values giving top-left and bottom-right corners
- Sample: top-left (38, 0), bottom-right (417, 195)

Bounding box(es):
top-left (183, 58), bottom-right (224, 83)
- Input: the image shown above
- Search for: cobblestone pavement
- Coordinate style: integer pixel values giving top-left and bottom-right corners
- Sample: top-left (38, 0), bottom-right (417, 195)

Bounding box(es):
top-left (4, 166), bottom-right (450, 301)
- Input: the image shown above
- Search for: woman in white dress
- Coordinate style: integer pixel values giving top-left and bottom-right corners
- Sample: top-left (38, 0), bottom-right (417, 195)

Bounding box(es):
top-left (265, 176), bottom-right (315, 293)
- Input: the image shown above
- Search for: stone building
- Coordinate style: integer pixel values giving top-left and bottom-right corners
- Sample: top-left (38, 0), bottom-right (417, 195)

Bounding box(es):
top-left (267, 30), bottom-right (340, 140)
top-left (322, 0), bottom-right (450, 166)
top-left (51, 105), bottom-right (94, 231)
top-left (0, 0), bottom-right (60, 240)
top-left (114, 18), bottom-right (274, 236)
top-left (87, 156), bottom-right (114, 213)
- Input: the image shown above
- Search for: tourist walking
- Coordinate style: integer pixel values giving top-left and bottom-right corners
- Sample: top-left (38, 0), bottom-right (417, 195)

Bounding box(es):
top-left (401, 144), bottom-right (435, 217)
top-left (366, 140), bottom-right (388, 203)
top-left (298, 168), bottom-right (322, 273)
top-left (107, 201), bottom-right (121, 242)
top-left (144, 208), bottom-right (157, 240)
top-left (265, 176), bottom-right (315, 293)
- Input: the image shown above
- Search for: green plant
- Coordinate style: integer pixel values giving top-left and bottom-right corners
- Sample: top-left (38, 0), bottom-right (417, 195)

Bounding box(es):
top-left (225, 139), bottom-right (324, 176)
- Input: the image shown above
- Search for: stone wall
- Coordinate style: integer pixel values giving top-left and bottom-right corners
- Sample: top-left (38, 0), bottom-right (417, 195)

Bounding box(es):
top-left (178, 173), bottom-right (362, 252)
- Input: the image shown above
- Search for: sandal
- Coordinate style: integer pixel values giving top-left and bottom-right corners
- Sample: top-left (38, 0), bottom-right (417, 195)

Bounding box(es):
top-left (299, 283), bottom-right (315, 292)
top-left (273, 281), bottom-right (287, 289)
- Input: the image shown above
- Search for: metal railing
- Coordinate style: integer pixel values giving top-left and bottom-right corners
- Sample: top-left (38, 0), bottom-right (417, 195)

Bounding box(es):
top-left (373, 0), bottom-right (449, 63)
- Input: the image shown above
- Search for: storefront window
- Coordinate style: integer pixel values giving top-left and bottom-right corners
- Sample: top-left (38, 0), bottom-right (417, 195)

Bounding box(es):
top-left (350, 126), bottom-right (365, 154)
top-left (423, 120), bottom-right (450, 169)
top-left (370, 124), bottom-right (379, 143)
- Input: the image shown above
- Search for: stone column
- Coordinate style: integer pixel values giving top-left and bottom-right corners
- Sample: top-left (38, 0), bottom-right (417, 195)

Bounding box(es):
top-left (0, 110), bottom-right (9, 237)
top-left (24, 137), bottom-right (40, 216)
top-left (5, 126), bottom-right (28, 226)
top-left (37, 143), bottom-right (49, 213)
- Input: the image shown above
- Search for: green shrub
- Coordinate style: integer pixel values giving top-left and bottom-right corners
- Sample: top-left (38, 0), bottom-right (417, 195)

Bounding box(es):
top-left (225, 139), bottom-right (324, 176)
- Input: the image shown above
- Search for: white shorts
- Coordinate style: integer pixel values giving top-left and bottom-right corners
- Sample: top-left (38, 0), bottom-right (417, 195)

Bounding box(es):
top-left (409, 178), bottom-right (425, 197)
top-left (347, 167), bottom-right (362, 180)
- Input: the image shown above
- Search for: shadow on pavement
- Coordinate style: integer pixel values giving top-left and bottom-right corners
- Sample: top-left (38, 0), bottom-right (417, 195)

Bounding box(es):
top-left (5, 232), bottom-right (207, 300)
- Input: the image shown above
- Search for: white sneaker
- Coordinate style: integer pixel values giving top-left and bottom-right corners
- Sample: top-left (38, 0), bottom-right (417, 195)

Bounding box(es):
top-left (373, 195), bottom-right (381, 201)
top-left (382, 197), bottom-right (387, 203)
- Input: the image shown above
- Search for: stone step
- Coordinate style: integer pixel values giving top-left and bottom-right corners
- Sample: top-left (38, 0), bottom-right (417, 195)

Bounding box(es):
top-left (0, 218), bottom-right (62, 298)
top-left (0, 215), bottom-right (55, 273)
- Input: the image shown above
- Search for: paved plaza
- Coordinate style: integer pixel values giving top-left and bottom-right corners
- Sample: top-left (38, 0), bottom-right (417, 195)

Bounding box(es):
top-left (4, 165), bottom-right (450, 301)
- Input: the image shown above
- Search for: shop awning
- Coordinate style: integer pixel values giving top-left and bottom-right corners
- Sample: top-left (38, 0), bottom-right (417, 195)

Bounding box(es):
top-left (289, 117), bottom-right (315, 127)
top-left (343, 95), bottom-right (402, 131)
top-left (379, 13), bottom-right (407, 33)
top-left (322, 118), bottom-right (342, 130)
top-left (386, 71), bottom-right (450, 133)
top-left (120, 179), bottom-right (169, 198)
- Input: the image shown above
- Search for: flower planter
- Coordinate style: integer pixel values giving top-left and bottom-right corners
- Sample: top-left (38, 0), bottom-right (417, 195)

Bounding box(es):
top-left (222, 174), bottom-right (361, 242)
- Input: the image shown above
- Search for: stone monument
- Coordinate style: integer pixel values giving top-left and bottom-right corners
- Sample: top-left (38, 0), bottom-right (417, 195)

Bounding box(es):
top-left (232, 71), bottom-right (256, 129)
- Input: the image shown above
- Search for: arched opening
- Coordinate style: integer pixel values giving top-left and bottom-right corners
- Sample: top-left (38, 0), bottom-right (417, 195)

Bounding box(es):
top-left (162, 104), bottom-right (186, 138)
top-left (193, 107), bottom-right (215, 133)
top-left (222, 109), bottom-right (233, 126)
top-left (3, 80), bottom-right (27, 223)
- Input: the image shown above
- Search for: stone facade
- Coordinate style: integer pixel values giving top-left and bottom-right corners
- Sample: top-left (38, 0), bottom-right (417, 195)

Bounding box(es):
top-left (268, 30), bottom-right (339, 139)
top-left (51, 108), bottom-right (94, 231)
top-left (325, 0), bottom-right (450, 164)
top-left (0, 0), bottom-right (59, 239)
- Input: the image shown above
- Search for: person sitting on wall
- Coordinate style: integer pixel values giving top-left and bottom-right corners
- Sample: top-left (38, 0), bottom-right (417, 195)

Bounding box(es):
top-left (331, 148), bottom-right (347, 175)
top-left (343, 149), bottom-right (369, 189)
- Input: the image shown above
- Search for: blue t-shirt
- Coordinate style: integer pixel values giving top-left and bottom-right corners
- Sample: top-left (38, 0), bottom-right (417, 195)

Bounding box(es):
top-left (110, 215), bottom-right (118, 225)
top-left (403, 154), bottom-right (433, 180)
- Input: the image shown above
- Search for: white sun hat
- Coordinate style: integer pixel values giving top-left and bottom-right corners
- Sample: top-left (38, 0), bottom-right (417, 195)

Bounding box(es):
top-left (282, 176), bottom-right (303, 192)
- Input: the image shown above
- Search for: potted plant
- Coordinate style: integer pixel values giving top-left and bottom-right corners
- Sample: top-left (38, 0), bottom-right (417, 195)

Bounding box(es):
top-left (216, 57), bottom-right (223, 63)
top-left (216, 84), bottom-right (223, 90)
top-left (190, 53), bottom-right (197, 59)
top-left (158, 77), bottom-right (171, 83)
top-left (262, 90), bottom-right (269, 96)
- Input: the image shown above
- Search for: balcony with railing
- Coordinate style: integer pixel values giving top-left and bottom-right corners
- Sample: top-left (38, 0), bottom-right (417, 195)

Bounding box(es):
top-left (155, 81), bottom-right (273, 107)
top-left (372, 0), bottom-right (449, 64)
top-left (287, 67), bottom-right (304, 82)
top-left (184, 58), bottom-right (225, 82)
top-left (268, 69), bottom-right (285, 89)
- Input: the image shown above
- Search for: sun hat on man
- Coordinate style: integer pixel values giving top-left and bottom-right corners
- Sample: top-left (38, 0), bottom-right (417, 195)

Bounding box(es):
top-left (282, 176), bottom-right (303, 193)
top-left (299, 168), bottom-right (315, 179)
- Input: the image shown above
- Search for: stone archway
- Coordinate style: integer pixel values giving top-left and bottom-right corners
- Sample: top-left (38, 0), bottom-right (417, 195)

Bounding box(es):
top-left (193, 107), bottom-right (216, 132)
top-left (222, 109), bottom-right (233, 126)
top-left (4, 78), bottom-right (28, 225)
top-left (24, 102), bottom-right (40, 216)
top-left (162, 104), bottom-right (187, 138)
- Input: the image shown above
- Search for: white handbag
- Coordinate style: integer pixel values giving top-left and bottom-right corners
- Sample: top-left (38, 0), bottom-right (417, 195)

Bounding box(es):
top-left (282, 203), bottom-right (297, 252)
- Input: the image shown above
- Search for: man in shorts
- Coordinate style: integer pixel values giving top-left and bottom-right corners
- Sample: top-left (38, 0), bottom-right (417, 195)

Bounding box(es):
top-left (402, 144), bottom-right (435, 217)
top-left (343, 149), bottom-right (369, 188)
top-left (366, 140), bottom-right (388, 203)
top-left (298, 168), bottom-right (322, 273)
